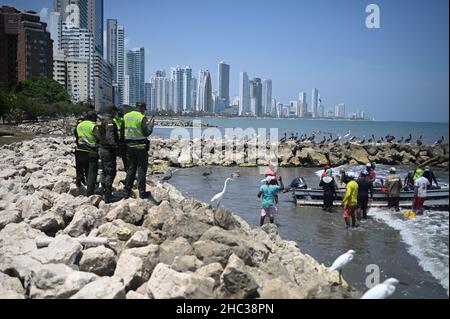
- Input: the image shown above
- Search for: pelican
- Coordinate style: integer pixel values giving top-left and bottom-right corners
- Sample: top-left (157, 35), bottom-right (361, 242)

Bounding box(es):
top-left (368, 134), bottom-right (375, 144)
top-left (416, 135), bottom-right (423, 146)
top-left (377, 136), bottom-right (384, 144)
top-left (397, 136), bottom-right (404, 144)
top-left (359, 136), bottom-right (366, 144)
top-left (361, 278), bottom-right (399, 299)
top-left (329, 250), bottom-right (355, 285)
top-left (210, 178), bottom-right (233, 208)
top-left (435, 136), bottom-right (445, 145)
top-left (404, 134), bottom-right (412, 144)
top-left (280, 133), bottom-right (287, 143)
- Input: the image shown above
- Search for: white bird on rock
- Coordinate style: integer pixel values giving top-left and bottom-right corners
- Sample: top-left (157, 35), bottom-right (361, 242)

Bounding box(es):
top-left (210, 178), bottom-right (233, 208)
top-left (361, 278), bottom-right (399, 299)
top-left (328, 250), bottom-right (355, 284)
top-left (343, 130), bottom-right (351, 139)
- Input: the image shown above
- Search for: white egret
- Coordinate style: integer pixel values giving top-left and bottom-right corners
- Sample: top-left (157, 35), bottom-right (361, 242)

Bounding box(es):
top-left (361, 278), bottom-right (399, 299)
top-left (210, 178), bottom-right (233, 208)
top-left (343, 130), bottom-right (351, 139)
top-left (328, 250), bottom-right (355, 284)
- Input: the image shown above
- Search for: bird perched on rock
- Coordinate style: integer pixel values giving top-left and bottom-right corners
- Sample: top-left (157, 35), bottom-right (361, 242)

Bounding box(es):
top-left (405, 134), bottom-right (412, 144)
top-left (435, 136), bottom-right (445, 145)
top-left (397, 136), bottom-right (404, 144)
top-left (280, 133), bottom-right (287, 143)
top-left (361, 278), bottom-right (399, 299)
top-left (210, 178), bottom-right (233, 208)
top-left (329, 250), bottom-right (355, 284)
top-left (416, 135), bottom-right (423, 146)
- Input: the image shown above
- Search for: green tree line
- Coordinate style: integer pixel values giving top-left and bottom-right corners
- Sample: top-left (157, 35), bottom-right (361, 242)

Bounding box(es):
top-left (0, 77), bottom-right (87, 124)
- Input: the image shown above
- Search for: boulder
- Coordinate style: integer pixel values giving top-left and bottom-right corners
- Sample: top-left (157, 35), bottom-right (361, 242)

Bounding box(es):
top-left (28, 263), bottom-right (98, 299)
top-left (0, 272), bottom-right (25, 299)
top-left (126, 290), bottom-right (149, 299)
top-left (64, 206), bottom-right (105, 237)
top-left (196, 262), bottom-right (223, 288)
top-left (70, 277), bottom-right (126, 299)
top-left (147, 263), bottom-right (215, 299)
top-left (217, 254), bottom-right (259, 299)
top-left (171, 255), bottom-right (204, 272)
top-left (105, 200), bottom-right (147, 225)
top-left (29, 211), bottom-right (65, 234)
top-left (113, 245), bottom-right (159, 290)
top-left (52, 180), bottom-right (71, 194)
top-left (33, 235), bottom-right (82, 266)
top-left (0, 209), bottom-right (22, 230)
top-left (159, 237), bottom-right (194, 264)
top-left (259, 278), bottom-right (307, 299)
top-left (192, 240), bottom-right (232, 267)
top-left (125, 230), bottom-right (150, 248)
top-left (142, 200), bottom-right (175, 230)
top-left (79, 246), bottom-right (117, 276)
top-left (213, 206), bottom-right (239, 230)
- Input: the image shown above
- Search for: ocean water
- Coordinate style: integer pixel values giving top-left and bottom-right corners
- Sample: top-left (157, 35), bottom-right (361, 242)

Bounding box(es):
top-left (153, 118), bottom-right (449, 145)
top-left (166, 164), bottom-right (449, 298)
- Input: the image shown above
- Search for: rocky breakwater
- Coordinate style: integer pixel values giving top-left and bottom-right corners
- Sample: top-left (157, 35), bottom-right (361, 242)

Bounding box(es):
top-left (0, 137), bottom-right (359, 299)
top-left (149, 137), bottom-right (450, 170)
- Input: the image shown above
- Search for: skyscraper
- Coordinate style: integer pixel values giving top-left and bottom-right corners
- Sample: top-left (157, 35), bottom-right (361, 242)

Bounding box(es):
top-left (218, 61), bottom-right (230, 109)
top-left (197, 70), bottom-right (213, 113)
top-left (171, 66), bottom-right (183, 113)
top-left (249, 78), bottom-right (263, 117)
top-left (152, 70), bottom-right (169, 111)
top-left (182, 66), bottom-right (192, 112)
top-left (238, 72), bottom-right (249, 116)
top-left (145, 82), bottom-right (152, 111)
top-left (87, 0), bottom-right (103, 55)
top-left (191, 77), bottom-right (197, 112)
top-left (106, 19), bottom-right (125, 105)
top-left (335, 103), bottom-right (346, 118)
top-left (0, 6), bottom-right (53, 88)
top-left (311, 88), bottom-right (319, 118)
top-left (262, 80), bottom-right (272, 115)
top-left (299, 92), bottom-right (307, 117)
top-left (126, 47), bottom-right (145, 106)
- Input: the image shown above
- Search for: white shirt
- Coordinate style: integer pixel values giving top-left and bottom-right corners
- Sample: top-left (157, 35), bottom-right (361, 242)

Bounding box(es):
top-left (414, 177), bottom-right (430, 198)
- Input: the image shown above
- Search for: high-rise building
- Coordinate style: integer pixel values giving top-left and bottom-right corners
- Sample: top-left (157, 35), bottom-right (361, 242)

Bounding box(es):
top-left (249, 78), bottom-right (262, 117)
top-left (298, 92), bottom-right (307, 118)
top-left (271, 98), bottom-right (278, 117)
top-left (335, 103), bottom-right (345, 118)
top-left (48, 11), bottom-right (60, 57)
top-left (123, 74), bottom-right (129, 105)
top-left (93, 51), bottom-right (112, 111)
top-left (106, 19), bottom-right (125, 105)
top-left (191, 77), bottom-right (197, 112)
top-left (87, 0), bottom-right (103, 55)
top-left (311, 88), bottom-right (319, 118)
top-left (0, 6), bottom-right (53, 89)
top-left (182, 66), bottom-right (192, 112)
top-left (152, 70), bottom-right (169, 111)
top-left (218, 61), bottom-right (230, 109)
top-left (53, 54), bottom-right (89, 103)
top-left (60, 24), bottom-right (94, 99)
top-left (126, 47), bottom-right (145, 106)
top-left (171, 66), bottom-right (183, 113)
top-left (144, 82), bottom-right (152, 111)
top-left (238, 72), bottom-right (249, 116)
top-left (262, 79), bottom-right (272, 115)
top-left (198, 70), bottom-right (213, 113)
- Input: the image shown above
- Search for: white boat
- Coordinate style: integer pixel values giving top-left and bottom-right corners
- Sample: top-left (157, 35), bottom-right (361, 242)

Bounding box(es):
top-left (291, 177), bottom-right (449, 208)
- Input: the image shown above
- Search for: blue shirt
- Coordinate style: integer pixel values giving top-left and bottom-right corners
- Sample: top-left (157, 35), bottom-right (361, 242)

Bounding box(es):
top-left (260, 185), bottom-right (281, 208)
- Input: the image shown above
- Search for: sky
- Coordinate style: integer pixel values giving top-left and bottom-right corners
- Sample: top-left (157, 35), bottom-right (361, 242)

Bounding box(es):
top-left (3, 0), bottom-right (449, 122)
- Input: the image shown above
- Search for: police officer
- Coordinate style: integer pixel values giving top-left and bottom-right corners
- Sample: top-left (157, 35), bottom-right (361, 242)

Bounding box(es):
top-left (122, 102), bottom-right (155, 199)
top-left (97, 106), bottom-right (121, 203)
top-left (74, 111), bottom-right (99, 196)
top-left (113, 108), bottom-right (128, 172)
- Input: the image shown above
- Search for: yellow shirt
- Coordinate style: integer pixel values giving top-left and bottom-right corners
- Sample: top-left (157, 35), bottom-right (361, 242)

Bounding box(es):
top-left (343, 180), bottom-right (359, 206)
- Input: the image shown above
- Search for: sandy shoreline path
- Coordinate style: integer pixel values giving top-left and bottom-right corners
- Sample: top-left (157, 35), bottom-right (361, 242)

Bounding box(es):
top-left (0, 136), bottom-right (359, 299)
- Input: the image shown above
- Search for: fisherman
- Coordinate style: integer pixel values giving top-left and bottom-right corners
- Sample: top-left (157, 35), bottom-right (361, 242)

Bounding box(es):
top-left (412, 168), bottom-right (430, 215)
top-left (114, 108), bottom-right (128, 172)
top-left (423, 166), bottom-right (439, 188)
top-left (385, 167), bottom-right (402, 212)
top-left (321, 164), bottom-right (331, 177)
top-left (319, 169), bottom-right (338, 212)
top-left (122, 102), bottom-right (155, 199)
top-left (74, 111), bottom-right (99, 196)
top-left (367, 163), bottom-right (377, 180)
top-left (357, 170), bottom-right (373, 219)
top-left (404, 170), bottom-right (416, 191)
top-left (342, 172), bottom-right (359, 228)
top-left (258, 176), bottom-right (284, 226)
top-left (97, 106), bottom-right (120, 203)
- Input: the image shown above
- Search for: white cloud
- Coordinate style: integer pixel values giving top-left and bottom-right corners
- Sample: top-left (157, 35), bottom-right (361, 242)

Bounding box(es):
top-left (39, 7), bottom-right (49, 24)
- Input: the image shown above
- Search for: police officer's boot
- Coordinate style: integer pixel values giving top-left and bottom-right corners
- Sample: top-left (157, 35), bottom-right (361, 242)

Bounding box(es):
top-left (104, 190), bottom-right (120, 204)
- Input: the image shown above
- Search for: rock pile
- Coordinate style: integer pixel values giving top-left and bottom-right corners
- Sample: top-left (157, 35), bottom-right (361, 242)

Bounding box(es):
top-left (0, 137), bottom-right (358, 299)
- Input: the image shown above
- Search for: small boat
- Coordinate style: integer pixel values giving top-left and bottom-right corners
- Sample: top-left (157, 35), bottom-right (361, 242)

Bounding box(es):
top-left (291, 177), bottom-right (449, 208)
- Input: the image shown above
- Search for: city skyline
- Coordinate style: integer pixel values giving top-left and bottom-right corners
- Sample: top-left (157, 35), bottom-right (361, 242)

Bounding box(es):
top-left (4, 0), bottom-right (449, 122)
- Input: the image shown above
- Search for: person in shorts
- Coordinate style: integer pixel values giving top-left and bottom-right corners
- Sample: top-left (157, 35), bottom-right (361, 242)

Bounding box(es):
top-left (258, 175), bottom-right (284, 226)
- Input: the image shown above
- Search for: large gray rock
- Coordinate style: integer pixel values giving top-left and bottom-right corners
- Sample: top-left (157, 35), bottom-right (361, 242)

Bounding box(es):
top-left (0, 272), bottom-right (25, 299)
top-left (171, 255), bottom-right (204, 272)
top-left (259, 278), bottom-right (307, 299)
top-left (33, 235), bottom-right (82, 266)
top-left (105, 199), bottom-right (148, 225)
top-left (196, 262), bottom-right (223, 288)
top-left (16, 194), bottom-right (51, 220)
top-left (126, 290), bottom-right (149, 299)
top-left (79, 246), bottom-right (117, 276)
top-left (159, 237), bottom-right (194, 264)
top-left (147, 263), bottom-right (215, 299)
top-left (218, 254), bottom-right (259, 299)
top-left (162, 213), bottom-right (212, 243)
top-left (64, 206), bottom-right (105, 237)
top-left (125, 230), bottom-right (150, 248)
top-left (113, 245), bottom-right (159, 290)
top-left (70, 277), bottom-right (126, 299)
top-left (0, 209), bottom-right (22, 230)
top-left (28, 263), bottom-right (98, 299)
top-left (213, 206), bottom-right (239, 230)
top-left (142, 200), bottom-right (179, 230)
top-left (192, 240), bottom-right (232, 266)
top-left (29, 211), bottom-right (65, 234)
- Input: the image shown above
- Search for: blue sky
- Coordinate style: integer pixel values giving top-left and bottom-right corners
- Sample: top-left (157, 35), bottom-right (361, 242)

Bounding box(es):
top-left (4, 0), bottom-right (449, 122)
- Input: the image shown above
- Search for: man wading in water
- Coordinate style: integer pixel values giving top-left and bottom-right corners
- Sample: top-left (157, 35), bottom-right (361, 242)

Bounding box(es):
top-left (258, 176), bottom-right (284, 226)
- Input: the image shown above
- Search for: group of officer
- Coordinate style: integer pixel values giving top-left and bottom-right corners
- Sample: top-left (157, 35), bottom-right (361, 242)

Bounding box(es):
top-left (74, 102), bottom-right (155, 203)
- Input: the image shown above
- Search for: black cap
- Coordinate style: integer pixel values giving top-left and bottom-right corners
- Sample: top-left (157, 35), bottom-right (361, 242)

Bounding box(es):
top-left (136, 102), bottom-right (147, 110)
top-left (86, 111), bottom-right (97, 122)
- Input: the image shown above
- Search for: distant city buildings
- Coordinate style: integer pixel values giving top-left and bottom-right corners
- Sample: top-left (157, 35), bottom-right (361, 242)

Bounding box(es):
top-left (262, 79), bottom-right (272, 116)
top-left (239, 72), bottom-right (250, 116)
top-left (106, 19), bottom-right (125, 105)
top-left (311, 88), bottom-right (319, 118)
top-left (218, 61), bottom-right (230, 112)
top-left (126, 47), bottom-right (145, 106)
top-left (0, 6), bottom-right (53, 89)
top-left (249, 78), bottom-right (263, 117)
top-left (335, 103), bottom-right (346, 118)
